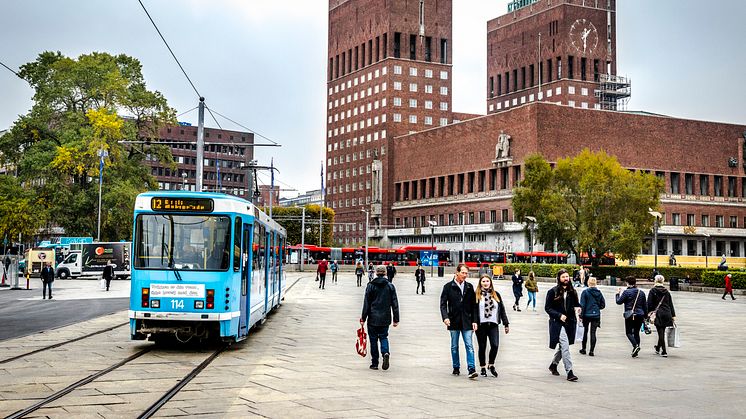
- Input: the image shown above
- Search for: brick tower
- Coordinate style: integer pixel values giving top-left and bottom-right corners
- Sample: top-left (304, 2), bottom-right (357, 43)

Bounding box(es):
top-left (326, 0), bottom-right (454, 245)
top-left (486, 0), bottom-right (629, 114)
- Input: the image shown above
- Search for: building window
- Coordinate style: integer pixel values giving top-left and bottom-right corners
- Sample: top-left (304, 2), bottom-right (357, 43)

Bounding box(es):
top-left (700, 174), bottom-right (709, 195)
top-left (440, 102), bottom-right (448, 111)
top-left (716, 215), bottom-right (724, 228)
top-left (393, 97), bottom-right (402, 106)
top-left (728, 176), bottom-right (737, 197)
top-left (439, 118), bottom-right (448, 126)
top-left (410, 34), bottom-right (417, 60)
top-left (440, 86), bottom-right (448, 95)
top-left (394, 81), bottom-right (402, 90)
top-left (730, 216), bottom-right (738, 228)
top-left (409, 83), bottom-right (418, 92)
top-left (440, 70), bottom-right (448, 80)
top-left (440, 39), bottom-right (448, 64)
top-left (714, 176), bottom-right (723, 197)
top-left (670, 172), bottom-right (680, 194)
top-left (702, 214), bottom-right (710, 227)
top-left (501, 209), bottom-right (509, 222)
top-left (425, 84), bottom-right (433, 94)
top-left (685, 173), bottom-right (694, 195)
top-left (672, 213), bottom-right (681, 226)
top-left (394, 32), bottom-right (401, 58)
top-left (409, 115), bottom-right (417, 123)
top-left (409, 67), bottom-right (417, 76)
top-left (393, 113), bottom-right (402, 122)
top-left (425, 100), bottom-right (433, 109)
top-left (424, 116), bottom-right (433, 125)
top-left (687, 214), bottom-right (695, 226)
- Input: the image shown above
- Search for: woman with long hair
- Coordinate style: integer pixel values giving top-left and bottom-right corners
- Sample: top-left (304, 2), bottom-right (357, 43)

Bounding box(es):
top-left (524, 271), bottom-right (539, 312)
top-left (545, 268), bottom-right (580, 381)
top-left (355, 261), bottom-right (365, 287)
top-left (474, 275), bottom-right (510, 377)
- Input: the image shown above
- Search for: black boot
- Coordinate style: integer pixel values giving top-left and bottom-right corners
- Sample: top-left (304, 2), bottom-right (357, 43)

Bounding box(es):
top-left (549, 363), bottom-right (560, 376)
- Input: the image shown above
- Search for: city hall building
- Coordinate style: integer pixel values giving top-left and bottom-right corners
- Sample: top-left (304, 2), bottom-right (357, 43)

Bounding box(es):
top-left (326, 0), bottom-right (746, 263)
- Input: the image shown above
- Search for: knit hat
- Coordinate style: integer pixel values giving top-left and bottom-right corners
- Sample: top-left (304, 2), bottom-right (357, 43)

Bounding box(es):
top-left (376, 265), bottom-right (387, 275)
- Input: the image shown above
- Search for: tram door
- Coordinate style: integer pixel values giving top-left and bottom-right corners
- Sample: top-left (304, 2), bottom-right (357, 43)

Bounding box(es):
top-left (238, 223), bottom-right (251, 338)
top-left (266, 233), bottom-right (274, 313)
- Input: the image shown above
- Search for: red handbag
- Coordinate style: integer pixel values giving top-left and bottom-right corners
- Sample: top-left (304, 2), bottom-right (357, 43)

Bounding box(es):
top-left (356, 324), bottom-right (368, 357)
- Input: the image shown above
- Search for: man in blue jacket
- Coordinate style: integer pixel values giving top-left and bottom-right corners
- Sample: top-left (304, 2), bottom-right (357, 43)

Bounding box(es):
top-left (361, 265), bottom-right (400, 370)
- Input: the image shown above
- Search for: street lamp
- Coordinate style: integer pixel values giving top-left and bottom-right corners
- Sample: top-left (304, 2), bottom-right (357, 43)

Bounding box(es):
top-left (525, 216), bottom-right (537, 273)
top-left (648, 209), bottom-right (662, 274)
top-left (181, 172), bottom-right (188, 190)
top-left (428, 219), bottom-right (437, 277)
top-left (703, 232), bottom-right (710, 268)
top-left (461, 210), bottom-right (466, 263)
top-left (96, 148), bottom-right (108, 242)
top-left (361, 209), bottom-right (369, 270)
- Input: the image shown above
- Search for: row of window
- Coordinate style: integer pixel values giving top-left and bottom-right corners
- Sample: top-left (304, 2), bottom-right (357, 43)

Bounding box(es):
top-left (392, 234), bottom-right (488, 245)
top-left (151, 167), bottom-right (245, 183)
top-left (489, 86), bottom-right (597, 112)
top-left (490, 57), bottom-right (609, 97)
top-left (329, 83), bottom-right (386, 111)
top-left (395, 210), bottom-right (511, 229)
top-left (661, 213), bottom-right (745, 229)
top-left (164, 127), bottom-right (249, 143)
top-left (328, 31), bottom-right (449, 81)
top-left (647, 239), bottom-right (742, 258)
top-left (329, 149), bottom-right (381, 166)
top-left (331, 196), bottom-right (371, 210)
top-left (665, 172), bottom-right (744, 198)
top-left (330, 180), bottom-right (371, 195)
top-left (328, 65), bottom-right (449, 99)
top-left (328, 111), bottom-right (387, 138)
top-left (396, 167), bottom-right (521, 202)
top-left (328, 132), bottom-right (387, 153)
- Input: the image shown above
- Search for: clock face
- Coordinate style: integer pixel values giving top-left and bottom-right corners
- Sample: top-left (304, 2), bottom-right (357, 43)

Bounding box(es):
top-left (569, 19), bottom-right (598, 55)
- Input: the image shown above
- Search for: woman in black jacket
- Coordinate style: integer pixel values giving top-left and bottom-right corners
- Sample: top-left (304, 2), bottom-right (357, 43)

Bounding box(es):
top-left (475, 275), bottom-right (510, 377)
top-left (579, 277), bottom-right (606, 356)
top-left (647, 275), bottom-right (677, 357)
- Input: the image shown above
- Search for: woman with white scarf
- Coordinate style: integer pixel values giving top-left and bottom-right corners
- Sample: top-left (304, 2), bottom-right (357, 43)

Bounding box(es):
top-left (475, 275), bottom-right (510, 377)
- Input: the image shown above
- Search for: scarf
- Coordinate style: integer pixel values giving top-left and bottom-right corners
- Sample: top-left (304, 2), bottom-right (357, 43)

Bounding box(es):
top-left (482, 289), bottom-right (496, 319)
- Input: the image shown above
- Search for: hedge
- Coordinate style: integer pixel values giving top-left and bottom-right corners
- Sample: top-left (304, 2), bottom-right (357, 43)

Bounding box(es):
top-left (490, 264), bottom-right (713, 283)
top-left (702, 271), bottom-right (746, 289)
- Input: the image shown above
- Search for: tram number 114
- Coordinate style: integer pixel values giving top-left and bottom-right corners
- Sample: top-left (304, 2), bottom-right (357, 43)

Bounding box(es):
top-left (171, 300), bottom-right (185, 310)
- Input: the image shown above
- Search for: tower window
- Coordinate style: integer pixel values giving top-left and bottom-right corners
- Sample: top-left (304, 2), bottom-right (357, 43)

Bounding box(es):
top-left (394, 32), bottom-right (401, 58)
top-left (440, 39), bottom-right (448, 64)
top-left (410, 34), bottom-right (417, 60)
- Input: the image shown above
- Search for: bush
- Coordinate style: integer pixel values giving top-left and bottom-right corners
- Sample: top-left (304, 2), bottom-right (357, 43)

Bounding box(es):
top-left (590, 266), bottom-right (706, 283)
top-left (492, 263), bottom-right (576, 279)
top-left (702, 271), bottom-right (746, 289)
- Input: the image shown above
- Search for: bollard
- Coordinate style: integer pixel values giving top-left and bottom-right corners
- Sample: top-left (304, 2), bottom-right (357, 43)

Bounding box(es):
top-left (26, 272), bottom-right (30, 290)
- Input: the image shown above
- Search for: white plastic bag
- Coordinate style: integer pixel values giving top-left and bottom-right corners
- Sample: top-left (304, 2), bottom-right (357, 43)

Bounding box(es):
top-left (575, 322), bottom-right (585, 342)
top-left (665, 324), bottom-right (681, 348)
top-left (99, 277), bottom-right (105, 290)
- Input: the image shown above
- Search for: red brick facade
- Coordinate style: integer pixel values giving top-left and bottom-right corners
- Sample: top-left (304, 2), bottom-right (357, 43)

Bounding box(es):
top-left (326, 0), bottom-right (454, 244)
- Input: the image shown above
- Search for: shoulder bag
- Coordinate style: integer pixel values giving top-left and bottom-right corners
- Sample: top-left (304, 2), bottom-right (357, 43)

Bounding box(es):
top-left (623, 289), bottom-right (641, 319)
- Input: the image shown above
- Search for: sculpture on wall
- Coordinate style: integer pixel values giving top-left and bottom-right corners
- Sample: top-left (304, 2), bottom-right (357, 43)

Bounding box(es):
top-left (495, 130), bottom-right (511, 159)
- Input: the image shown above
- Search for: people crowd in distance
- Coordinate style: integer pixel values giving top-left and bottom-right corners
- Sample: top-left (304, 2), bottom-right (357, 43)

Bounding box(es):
top-left (353, 262), bottom-right (685, 379)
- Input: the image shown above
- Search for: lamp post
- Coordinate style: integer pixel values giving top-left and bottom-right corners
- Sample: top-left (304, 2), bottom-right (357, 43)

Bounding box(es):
top-left (361, 209), bottom-right (369, 270)
top-left (461, 210), bottom-right (466, 263)
top-left (428, 219), bottom-right (437, 277)
top-left (525, 216), bottom-right (537, 273)
top-left (648, 210), bottom-right (662, 274)
top-left (96, 148), bottom-right (108, 242)
top-left (181, 172), bottom-right (188, 190)
top-left (703, 232), bottom-right (710, 268)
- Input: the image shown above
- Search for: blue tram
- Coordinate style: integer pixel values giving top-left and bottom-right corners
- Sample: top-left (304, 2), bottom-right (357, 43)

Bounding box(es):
top-left (128, 191), bottom-right (286, 343)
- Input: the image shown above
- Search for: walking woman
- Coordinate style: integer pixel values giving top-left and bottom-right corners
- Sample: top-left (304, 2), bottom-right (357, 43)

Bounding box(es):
top-left (475, 275), bottom-right (510, 377)
top-left (615, 276), bottom-right (648, 358)
top-left (355, 261), bottom-right (365, 287)
top-left (647, 275), bottom-right (677, 357)
top-left (546, 269), bottom-right (580, 381)
top-left (511, 269), bottom-right (524, 311)
top-left (524, 271), bottom-right (539, 311)
top-left (579, 277), bottom-right (605, 356)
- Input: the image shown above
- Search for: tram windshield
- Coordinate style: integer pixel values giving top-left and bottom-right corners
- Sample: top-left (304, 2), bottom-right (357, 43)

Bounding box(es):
top-left (134, 214), bottom-right (232, 271)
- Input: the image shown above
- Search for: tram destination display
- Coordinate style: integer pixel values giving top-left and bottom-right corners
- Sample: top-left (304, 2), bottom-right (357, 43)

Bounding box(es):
top-left (150, 197), bottom-right (214, 212)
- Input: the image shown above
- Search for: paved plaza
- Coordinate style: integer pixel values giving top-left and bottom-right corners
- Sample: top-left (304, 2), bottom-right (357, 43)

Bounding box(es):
top-left (0, 272), bottom-right (745, 418)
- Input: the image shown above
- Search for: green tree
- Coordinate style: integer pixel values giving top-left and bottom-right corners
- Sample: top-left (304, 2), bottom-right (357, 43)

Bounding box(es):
top-left (513, 150), bottom-right (664, 264)
top-left (269, 205), bottom-right (335, 246)
top-left (0, 176), bottom-right (41, 242)
top-left (0, 51), bottom-right (176, 242)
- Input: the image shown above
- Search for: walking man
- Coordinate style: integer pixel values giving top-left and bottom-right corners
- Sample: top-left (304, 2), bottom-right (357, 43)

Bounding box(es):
top-left (40, 262), bottom-right (55, 299)
top-left (103, 260), bottom-right (115, 291)
top-left (440, 263), bottom-right (479, 378)
top-left (615, 276), bottom-right (648, 358)
top-left (361, 265), bottom-right (400, 370)
top-left (317, 259), bottom-right (328, 290)
top-left (330, 260), bottom-right (338, 284)
top-left (415, 264), bottom-right (426, 294)
top-left (386, 262), bottom-right (397, 282)
top-left (546, 269), bottom-right (580, 381)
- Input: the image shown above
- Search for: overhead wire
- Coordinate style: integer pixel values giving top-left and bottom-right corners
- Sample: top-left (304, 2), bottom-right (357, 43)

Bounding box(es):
top-left (207, 107), bottom-right (280, 145)
top-left (0, 59), bottom-right (24, 80)
top-left (137, 0), bottom-right (201, 99)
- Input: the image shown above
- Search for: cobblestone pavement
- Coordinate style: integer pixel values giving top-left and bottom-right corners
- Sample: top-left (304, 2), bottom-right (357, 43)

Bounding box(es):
top-left (1, 272), bottom-right (745, 418)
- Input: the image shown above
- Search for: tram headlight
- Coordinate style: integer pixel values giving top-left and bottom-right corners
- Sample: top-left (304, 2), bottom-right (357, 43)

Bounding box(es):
top-left (150, 299), bottom-right (160, 308)
top-left (194, 300), bottom-right (204, 309)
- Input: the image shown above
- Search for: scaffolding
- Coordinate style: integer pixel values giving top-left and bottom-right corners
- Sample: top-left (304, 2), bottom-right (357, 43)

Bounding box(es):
top-left (594, 74), bottom-right (631, 111)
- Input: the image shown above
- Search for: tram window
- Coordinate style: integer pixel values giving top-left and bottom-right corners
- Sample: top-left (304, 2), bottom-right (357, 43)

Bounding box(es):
top-left (233, 217), bottom-right (242, 271)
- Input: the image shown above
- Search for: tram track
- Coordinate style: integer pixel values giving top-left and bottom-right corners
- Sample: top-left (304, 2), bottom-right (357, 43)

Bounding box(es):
top-left (0, 322), bottom-right (129, 365)
top-left (5, 344), bottom-right (228, 419)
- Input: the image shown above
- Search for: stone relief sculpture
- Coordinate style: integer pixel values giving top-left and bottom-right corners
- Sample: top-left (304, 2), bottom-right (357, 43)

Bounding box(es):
top-left (495, 130), bottom-right (511, 159)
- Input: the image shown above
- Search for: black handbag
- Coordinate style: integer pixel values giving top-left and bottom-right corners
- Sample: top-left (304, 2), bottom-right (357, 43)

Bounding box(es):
top-left (623, 289), bottom-right (641, 320)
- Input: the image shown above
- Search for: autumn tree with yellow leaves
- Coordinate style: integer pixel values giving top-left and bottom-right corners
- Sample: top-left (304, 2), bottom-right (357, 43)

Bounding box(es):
top-left (0, 51), bottom-right (176, 242)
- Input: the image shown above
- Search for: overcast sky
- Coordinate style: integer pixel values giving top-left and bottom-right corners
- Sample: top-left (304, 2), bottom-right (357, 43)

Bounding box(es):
top-left (1, 0), bottom-right (745, 196)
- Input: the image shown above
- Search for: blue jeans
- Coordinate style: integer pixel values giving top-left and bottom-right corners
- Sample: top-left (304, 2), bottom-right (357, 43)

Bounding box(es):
top-left (368, 324), bottom-right (390, 367)
top-left (527, 291), bottom-right (537, 308)
top-left (449, 329), bottom-right (475, 370)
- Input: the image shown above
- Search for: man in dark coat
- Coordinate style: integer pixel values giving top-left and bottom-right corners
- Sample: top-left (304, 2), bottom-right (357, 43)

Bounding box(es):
top-left (386, 263), bottom-right (397, 282)
top-left (511, 269), bottom-right (524, 311)
top-left (545, 268), bottom-right (580, 381)
top-left (361, 265), bottom-right (400, 370)
top-left (40, 262), bottom-right (55, 299)
top-left (440, 263), bottom-right (479, 378)
top-left (103, 260), bottom-right (115, 291)
top-left (415, 264), bottom-right (426, 294)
